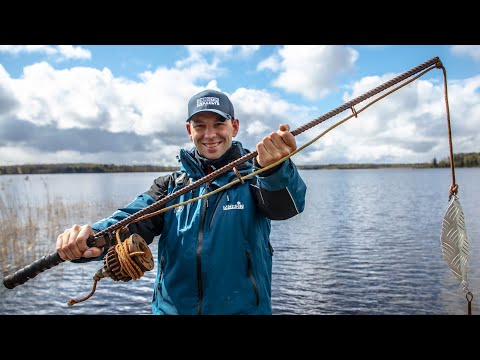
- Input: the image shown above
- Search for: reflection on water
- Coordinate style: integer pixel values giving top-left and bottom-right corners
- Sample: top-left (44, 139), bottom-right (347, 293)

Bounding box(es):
top-left (1, 169), bottom-right (479, 315)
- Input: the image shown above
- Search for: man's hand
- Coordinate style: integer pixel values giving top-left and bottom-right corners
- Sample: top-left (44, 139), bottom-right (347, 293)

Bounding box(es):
top-left (56, 224), bottom-right (103, 261)
top-left (255, 123), bottom-right (297, 168)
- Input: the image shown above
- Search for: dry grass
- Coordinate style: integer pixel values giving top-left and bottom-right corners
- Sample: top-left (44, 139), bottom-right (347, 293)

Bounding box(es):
top-left (0, 177), bottom-right (115, 276)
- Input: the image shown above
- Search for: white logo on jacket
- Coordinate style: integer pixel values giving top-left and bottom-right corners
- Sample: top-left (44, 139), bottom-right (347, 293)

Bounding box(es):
top-left (223, 201), bottom-right (244, 211)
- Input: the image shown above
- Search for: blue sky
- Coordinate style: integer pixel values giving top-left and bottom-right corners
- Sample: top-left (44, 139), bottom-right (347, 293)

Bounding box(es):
top-left (0, 45), bottom-right (479, 167)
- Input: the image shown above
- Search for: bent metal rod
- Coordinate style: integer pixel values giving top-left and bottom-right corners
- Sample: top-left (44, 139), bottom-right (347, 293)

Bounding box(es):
top-left (3, 56), bottom-right (442, 290)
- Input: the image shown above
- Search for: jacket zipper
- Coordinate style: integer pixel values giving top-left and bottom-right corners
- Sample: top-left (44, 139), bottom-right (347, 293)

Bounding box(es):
top-left (268, 241), bottom-right (274, 256)
top-left (208, 191), bottom-right (226, 229)
top-left (158, 255), bottom-right (165, 296)
top-left (160, 255), bottom-right (165, 276)
top-left (196, 183), bottom-right (209, 315)
top-left (245, 251), bottom-right (260, 306)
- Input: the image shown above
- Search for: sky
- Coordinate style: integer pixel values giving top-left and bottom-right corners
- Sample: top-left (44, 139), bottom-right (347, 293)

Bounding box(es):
top-left (0, 45), bottom-right (479, 167)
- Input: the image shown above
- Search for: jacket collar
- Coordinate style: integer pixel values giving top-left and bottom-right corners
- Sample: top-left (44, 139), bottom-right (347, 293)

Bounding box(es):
top-left (179, 141), bottom-right (253, 183)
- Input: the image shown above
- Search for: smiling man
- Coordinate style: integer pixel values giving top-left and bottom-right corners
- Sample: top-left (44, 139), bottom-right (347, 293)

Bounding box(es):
top-left (186, 89), bottom-right (239, 161)
top-left (56, 89), bottom-right (307, 315)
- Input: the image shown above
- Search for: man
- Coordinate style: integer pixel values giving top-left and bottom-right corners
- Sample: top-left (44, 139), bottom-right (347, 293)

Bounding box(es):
top-left (56, 89), bottom-right (307, 314)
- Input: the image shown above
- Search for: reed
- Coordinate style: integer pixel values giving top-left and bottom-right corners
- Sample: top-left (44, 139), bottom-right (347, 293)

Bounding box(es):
top-left (0, 177), bottom-right (116, 275)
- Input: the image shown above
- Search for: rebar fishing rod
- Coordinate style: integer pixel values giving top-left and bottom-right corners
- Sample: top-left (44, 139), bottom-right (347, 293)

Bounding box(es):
top-left (94, 56), bottom-right (442, 238)
top-left (2, 56), bottom-right (441, 290)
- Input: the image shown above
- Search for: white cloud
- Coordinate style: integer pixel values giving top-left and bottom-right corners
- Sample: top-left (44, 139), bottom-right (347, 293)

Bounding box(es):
top-left (245, 120), bottom-right (270, 137)
top-left (2, 58), bottom-right (221, 138)
top-left (185, 45), bottom-right (260, 58)
top-left (295, 71), bottom-right (480, 165)
top-left (258, 45), bottom-right (359, 101)
top-left (450, 45), bottom-right (480, 61)
top-left (1, 46), bottom-right (479, 167)
top-left (12, 62), bottom-right (119, 129)
top-left (178, 45), bottom-right (260, 68)
top-left (186, 45), bottom-right (235, 56)
top-left (0, 145), bottom-right (182, 167)
top-left (0, 55), bottom-right (235, 165)
top-left (257, 55), bottom-right (281, 72)
top-left (57, 45), bottom-right (92, 60)
top-left (230, 87), bottom-right (316, 148)
top-left (0, 45), bottom-right (57, 55)
top-left (0, 45), bottom-right (91, 61)
top-left (238, 45), bottom-right (261, 56)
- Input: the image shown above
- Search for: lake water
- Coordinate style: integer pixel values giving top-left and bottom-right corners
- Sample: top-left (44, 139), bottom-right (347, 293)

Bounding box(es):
top-left (1, 168), bottom-right (479, 315)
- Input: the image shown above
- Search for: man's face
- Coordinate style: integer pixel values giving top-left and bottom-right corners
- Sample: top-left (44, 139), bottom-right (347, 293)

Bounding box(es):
top-left (186, 112), bottom-right (239, 160)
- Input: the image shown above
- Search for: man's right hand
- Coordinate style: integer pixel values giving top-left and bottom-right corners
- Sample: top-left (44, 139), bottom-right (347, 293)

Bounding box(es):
top-left (56, 224), bottom-right (103, 261)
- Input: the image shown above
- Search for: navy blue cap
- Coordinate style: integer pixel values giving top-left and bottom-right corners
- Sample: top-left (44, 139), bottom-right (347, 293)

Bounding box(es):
top-left (186, 89), bottom-right (234, 122)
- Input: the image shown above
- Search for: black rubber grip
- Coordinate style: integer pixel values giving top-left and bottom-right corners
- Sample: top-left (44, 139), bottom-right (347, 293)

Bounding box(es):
top-left (3, 252), bottom-right (64, 289)
top-left (3, 235), bottom-right (99, 289)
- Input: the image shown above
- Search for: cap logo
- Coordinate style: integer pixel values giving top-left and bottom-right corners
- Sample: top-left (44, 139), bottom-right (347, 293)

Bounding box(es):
top-left (197, 96), bottom-right (220, 107)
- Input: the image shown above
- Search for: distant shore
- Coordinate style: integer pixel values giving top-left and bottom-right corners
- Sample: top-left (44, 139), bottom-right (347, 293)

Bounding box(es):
top-left (0, 160), bottom-right (479, 175)
top-left (0, 163), bottom-right (434, 175)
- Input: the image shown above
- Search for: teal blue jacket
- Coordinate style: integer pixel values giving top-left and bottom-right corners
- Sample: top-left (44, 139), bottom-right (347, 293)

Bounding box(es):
top-left (91, 141), bottom-right (307, 314)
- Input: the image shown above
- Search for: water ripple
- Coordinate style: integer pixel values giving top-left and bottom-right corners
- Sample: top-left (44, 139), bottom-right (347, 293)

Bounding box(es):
top-left (1, 169), bottom-right (479, 315)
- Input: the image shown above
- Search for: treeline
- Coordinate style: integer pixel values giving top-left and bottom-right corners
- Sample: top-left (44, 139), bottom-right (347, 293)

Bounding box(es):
top-left (435, 152), bottom-right (480, 168)
top-left (0, 152), bottom-right (478, 175)
top-left (0, 163), bottom-right (179, 175)
top-left (298, 163), bottom-right (432, 170)
top-left (300, 152), bottom-right (480, 170)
